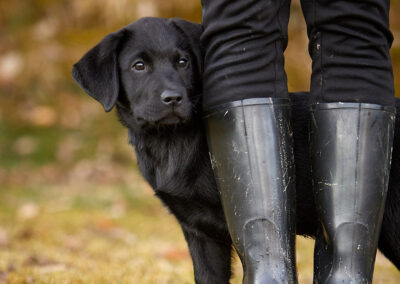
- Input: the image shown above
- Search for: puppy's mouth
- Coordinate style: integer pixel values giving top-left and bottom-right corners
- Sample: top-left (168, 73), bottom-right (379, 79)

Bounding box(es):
top-left (136, 111), bottom-right (188, 126)
top-left (156, 113), bottom-right (185, 125)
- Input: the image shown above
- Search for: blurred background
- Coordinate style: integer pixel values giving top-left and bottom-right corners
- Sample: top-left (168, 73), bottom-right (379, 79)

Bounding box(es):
top-left (0, 0), bottom-right (399, 283)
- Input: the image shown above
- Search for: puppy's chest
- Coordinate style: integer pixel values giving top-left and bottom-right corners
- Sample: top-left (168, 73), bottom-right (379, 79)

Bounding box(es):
top-left (137, 137), bottom-right (198, 190)
top-left (153, 149), bottom-right (182, 185)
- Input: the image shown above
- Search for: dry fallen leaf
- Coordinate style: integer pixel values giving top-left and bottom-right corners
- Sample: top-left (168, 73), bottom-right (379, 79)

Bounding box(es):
top-left (63, 235), bottom-right (83, 251)
top-left (37, 264), bottom-right (67, 274)
top-left (17, 227), bottom-right (34, 240)
top-left (23, 255), bottom-right (58, 267)
top-left (21, 106), bottom-right (57, 127)
top-left (0, 270), bottom-right (7, 283)
top-left (12, 136), bottom-right (37, 156)
top-left (17, 203), bottom-right (39, 220)
top-left (0, 52), bottom-right (24, 82)
top-left (161, 248), bottom-right (190, 262)
top-left (0, 227), bottom-right (9, 247)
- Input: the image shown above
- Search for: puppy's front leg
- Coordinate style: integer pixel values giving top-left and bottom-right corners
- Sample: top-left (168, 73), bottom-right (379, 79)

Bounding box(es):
top-left (182, 229), bottom-right (232, 284)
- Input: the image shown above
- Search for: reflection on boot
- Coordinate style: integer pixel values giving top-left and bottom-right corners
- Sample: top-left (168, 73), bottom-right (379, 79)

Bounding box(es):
top-left (242, 218), bottom-right (293, 284)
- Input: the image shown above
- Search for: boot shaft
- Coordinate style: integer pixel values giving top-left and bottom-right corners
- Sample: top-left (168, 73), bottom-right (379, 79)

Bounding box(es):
top-left (205, 98), bottom-right (297, 283)
top-left (311, 102), bottom-right (396, 283)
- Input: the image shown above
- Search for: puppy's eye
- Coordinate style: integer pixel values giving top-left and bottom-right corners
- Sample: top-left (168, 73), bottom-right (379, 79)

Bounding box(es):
top-left (177, 58), bottom-right (188, 68)
top-left (131, 61), bottom-right (145, 71)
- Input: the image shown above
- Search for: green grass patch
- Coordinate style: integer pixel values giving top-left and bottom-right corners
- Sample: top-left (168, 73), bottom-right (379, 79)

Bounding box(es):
top-left (0, 184), bottom-right (398, 283)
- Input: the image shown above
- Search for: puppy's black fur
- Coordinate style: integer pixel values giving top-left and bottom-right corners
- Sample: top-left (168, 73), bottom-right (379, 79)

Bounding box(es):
top-left (73, 17), bottom-right (400, 283)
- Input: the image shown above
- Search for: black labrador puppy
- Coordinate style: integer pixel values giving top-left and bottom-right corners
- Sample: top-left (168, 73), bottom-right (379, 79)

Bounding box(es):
top-left (72, 17), bottom-right (400, 283)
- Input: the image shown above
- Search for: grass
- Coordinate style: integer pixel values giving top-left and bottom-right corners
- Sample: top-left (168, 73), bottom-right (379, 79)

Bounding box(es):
top-left (0, 181), bottom-right (399, 284)
top-left (0, 183), bottom-right (194, 283)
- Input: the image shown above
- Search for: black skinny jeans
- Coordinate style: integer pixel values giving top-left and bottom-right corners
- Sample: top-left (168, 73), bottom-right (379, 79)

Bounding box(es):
top-left (201, 0), bottom-right (395, 110)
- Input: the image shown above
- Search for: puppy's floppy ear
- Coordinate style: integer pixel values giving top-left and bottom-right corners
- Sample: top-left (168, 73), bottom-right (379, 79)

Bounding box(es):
top-left (72, 29), bottom-right (126, 112)
top-left (170, 18), bottom-right (203, 76)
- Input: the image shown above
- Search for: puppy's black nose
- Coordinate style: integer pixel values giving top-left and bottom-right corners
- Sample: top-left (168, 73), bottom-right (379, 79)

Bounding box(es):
top-left (161, 90), bottom-right (183, 106)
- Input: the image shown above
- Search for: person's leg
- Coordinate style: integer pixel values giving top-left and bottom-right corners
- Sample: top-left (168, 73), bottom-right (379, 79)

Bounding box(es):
top-left (301, 0), bottom-right (394, 106)
top-left (201, 0), bottom-right (297, 283)
top-left (201, 0), bottom-right (291, 108)
top-left (300, 0), bottom-right (396, 282)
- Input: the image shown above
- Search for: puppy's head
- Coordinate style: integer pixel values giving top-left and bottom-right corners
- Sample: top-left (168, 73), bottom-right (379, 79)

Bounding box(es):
top-left (72, 17), bottom-right (202, 129)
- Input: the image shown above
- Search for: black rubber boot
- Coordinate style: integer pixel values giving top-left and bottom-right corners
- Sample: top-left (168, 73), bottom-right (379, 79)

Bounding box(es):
top-left (310, 103), bottom-right (396, 284)
top-left (204, 98), bottom-right (297, 284)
